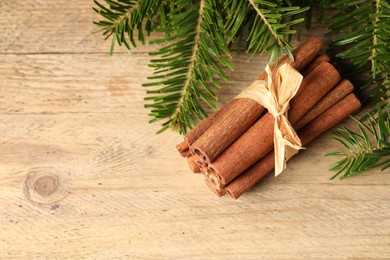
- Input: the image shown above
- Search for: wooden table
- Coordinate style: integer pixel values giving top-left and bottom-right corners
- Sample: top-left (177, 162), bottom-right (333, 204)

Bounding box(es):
top-left (1, 1), bottom-right (389, 259)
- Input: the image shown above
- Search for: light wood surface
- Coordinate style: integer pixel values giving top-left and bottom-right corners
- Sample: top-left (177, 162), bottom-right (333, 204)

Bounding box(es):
top-left (1, 1), bottom-right (389, 259)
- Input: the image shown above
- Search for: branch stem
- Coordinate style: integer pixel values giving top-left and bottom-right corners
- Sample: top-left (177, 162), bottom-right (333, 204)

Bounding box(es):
top-left (371, 0), bottom-right (380, 78)
top-left (109, 2), bottom-right (139, 35)
top-left (171, 0), bottom-right (205, 126)
top-left (249, 0), bottom-right (283, 47)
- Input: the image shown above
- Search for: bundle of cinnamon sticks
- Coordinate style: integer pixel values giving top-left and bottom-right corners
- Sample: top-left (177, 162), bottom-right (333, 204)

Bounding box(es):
top-left (176, 37), bottom-right (361, 199)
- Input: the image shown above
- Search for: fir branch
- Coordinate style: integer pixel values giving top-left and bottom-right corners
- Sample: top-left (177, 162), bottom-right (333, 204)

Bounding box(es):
top-left (324, 0), bottom-right (390, 178)
top-left (224, 0), bottom-right (309, 61)
top-left (249, 0), bottom-right (284, 48)
top-left (170, 0), bottom-right (205, 128)
top-left (143, 0), bottom-right (232, 134)
top-left (326, 0), bottom-right (390, 104)
top-left (93, 0), bottom-right (163, 54)
top-left (327, 104), bottom-right (390, 179)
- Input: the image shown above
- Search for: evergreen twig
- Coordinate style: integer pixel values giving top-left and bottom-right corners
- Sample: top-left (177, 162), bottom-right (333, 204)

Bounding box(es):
top-left (93, 0), bottom-right (163, 54)
top-left (323, 0), bottom-right (390, 178)
top-left (325, 0), bottom-right (390, 105)
top-left (327, 105), bottom-right (390, 179)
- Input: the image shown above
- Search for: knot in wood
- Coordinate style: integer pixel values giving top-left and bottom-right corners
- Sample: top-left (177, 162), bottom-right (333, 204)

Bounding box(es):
top-left (25, 167), bottom-right (68, 204)
top-left (34, 175), bottom-right (58, 196)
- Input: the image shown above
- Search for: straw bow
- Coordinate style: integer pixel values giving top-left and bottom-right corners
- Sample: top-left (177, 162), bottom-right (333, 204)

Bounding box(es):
top-left (257, 63), bottom-right (304, 176)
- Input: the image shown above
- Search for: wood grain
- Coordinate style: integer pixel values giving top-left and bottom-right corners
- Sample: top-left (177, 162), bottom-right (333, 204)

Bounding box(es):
top-left (0, 1), bottom-right (389, 259)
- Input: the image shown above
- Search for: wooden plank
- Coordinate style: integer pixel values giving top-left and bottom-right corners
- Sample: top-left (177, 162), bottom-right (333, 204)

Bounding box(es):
top-left (0, 53), bottom-right (150, 113)
top-left (0, 0), bottom-right (160, 54)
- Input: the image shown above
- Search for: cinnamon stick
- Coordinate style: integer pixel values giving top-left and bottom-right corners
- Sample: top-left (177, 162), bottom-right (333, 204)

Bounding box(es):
top-left (176, 99), bottom-right (236, 157)
top-left (298, 93), bottom-right (361, 144)
top-left (289, 62), bottom-right (341, 123)
top-left (208, 62), bottom-right (341, 185)
top-left (185, 101), bottom-right (235, 145)
top-left (203, 167), bottom-right (225, 196)
top-left (225, 93), bottom-right (361, 199)
top-left (204, 167), bottom-right (224, 190)
top-left (197, 158), bottom-right (208, 168)
top-left (205, 178), bottom-right (226, 197)
top-left (176, 141), bottom-right (191, 157)
top-left (196, 158), bottom-right (206, 169)
top-left (191, 37), bottom-right (323, 164)
top-left (191, 98), bottom-right (265, 163)
top-left (187, 155), bottom-right (201, 173)
top-left (294, 79), bottom-right (354, 130)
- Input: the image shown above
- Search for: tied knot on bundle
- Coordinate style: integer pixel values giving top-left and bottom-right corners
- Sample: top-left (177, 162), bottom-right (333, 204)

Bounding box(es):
top-left (253, 63), bottom-right (304, 176)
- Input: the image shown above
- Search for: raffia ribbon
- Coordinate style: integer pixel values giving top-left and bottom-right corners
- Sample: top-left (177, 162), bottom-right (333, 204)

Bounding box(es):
top-left (236, 63), bottom-right (304, 176)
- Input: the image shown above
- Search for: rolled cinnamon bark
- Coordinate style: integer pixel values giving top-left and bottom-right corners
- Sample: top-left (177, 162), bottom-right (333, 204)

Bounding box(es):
top-left (298, 93), bottom-right (361, 144)
top-left (204, 167), bottom-right (224, 190)
top-left (176, 141), bottom-right (191, 157)
top-left (176, 99), bottom-right (236, 157)
top-left (205, 178), bottom-right (226, 197)
top-left (289, 62), bottom-right (341, 123)
top-left (209, 62), bottom-right (341, 185)
top-left (203, 165), bottom-right (225, 195)
top-left (185, 101), bottom-right (235, 145)
top-left (196, 158), bottom-right (207, 169)
top-left (294, 79), bottom-right (354, 130)
top-left (200, 165), bottom-right (208, 176)
top-left (192, 99), bottom-right (265, 163)
top-left (225, 93), bottom-right (361, 199)
top-left (190, 37), bottom-right (323, 164)
top-left (187, 155), bottom-right (201, 173)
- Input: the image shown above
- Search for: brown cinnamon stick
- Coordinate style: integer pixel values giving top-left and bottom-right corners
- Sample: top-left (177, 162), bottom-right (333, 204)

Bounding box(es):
top-left (208, 62), bottom-right (341, 185)
top-left (191, 37), bottom-right (323, 164)
top-left (185, 101), bottom-right (235, 145)
top-left (225, 93), bottom-right (361, 199)
top-left (176, 99), bottom-right (236, 157)
top-left (203, 167), bottom-right (225, 196)
top-left (298, 93), bottom-right (361, 144)
top-left (176, 141), bottom-right (191, 157)
top-left (191, 98), bottom-right (265, 163)
top-left (187, 155), bottom-right (201, 173)
top-left (204, 168), bottom-right (224, 190)
top-left (289, 62), bottom-right (341, 123)
top-left (294, 79), bottom-right (354, 130)
top-left (205, 178), bottom-right (226, 197)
